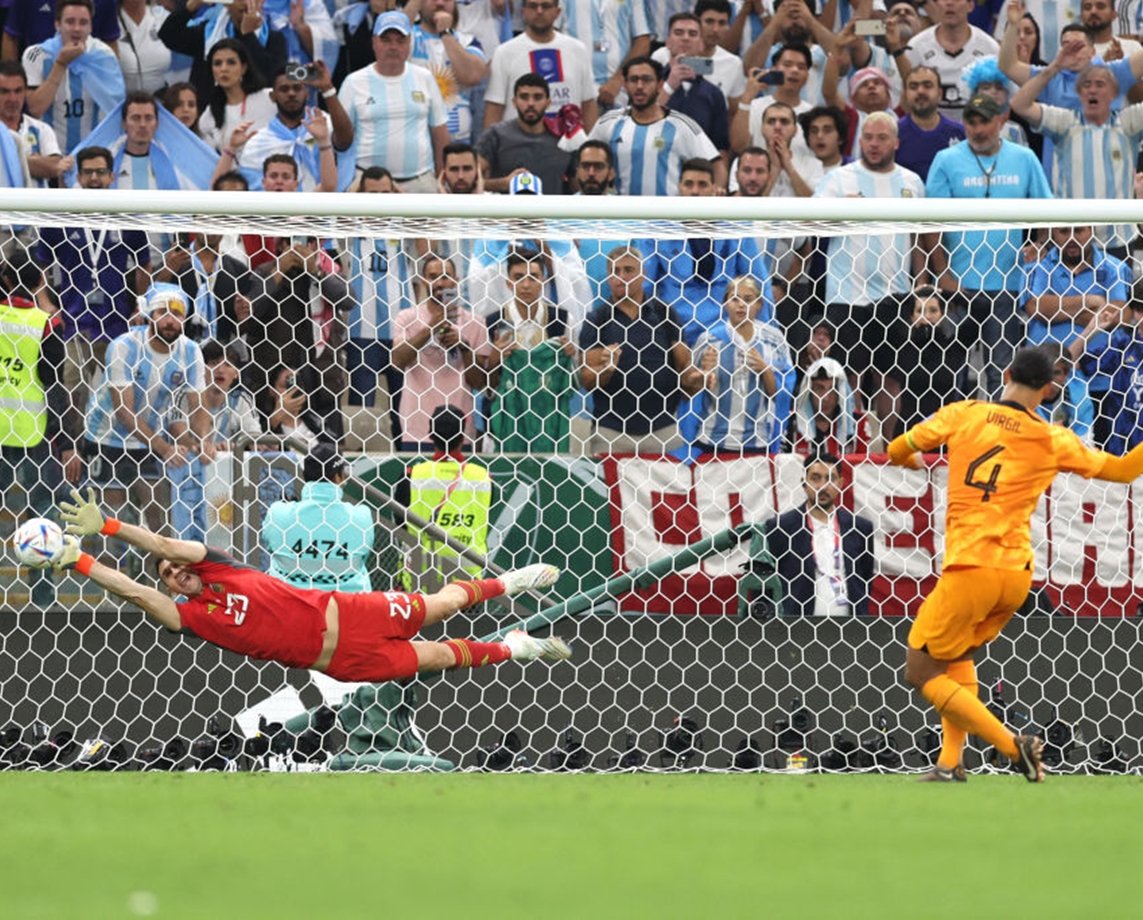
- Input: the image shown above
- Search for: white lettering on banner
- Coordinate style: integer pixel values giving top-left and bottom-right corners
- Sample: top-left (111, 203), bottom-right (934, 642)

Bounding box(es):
top-left (603, 455), bottom-right (1143, 616)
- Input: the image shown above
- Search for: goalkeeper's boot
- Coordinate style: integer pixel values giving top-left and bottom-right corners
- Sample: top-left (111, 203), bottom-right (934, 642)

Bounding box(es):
top-left (504, 629), bottom-right (572, 662)
top-left (501, 563), bottom-right (559, 596)
top-left (918, 764), bottom-right (967, 783)
top-left (1013, 734), bottom-right (1046, 783)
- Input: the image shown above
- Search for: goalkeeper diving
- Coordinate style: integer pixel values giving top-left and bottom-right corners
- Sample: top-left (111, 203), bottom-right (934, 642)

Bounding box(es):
top-left (51, 490), bottom-right (571, 681)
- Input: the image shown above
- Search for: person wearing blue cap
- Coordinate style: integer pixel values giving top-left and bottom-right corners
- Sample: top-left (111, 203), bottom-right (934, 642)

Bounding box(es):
top-left (81, 282), bottom-right (207, 570)
top-left (337, 9), bottom-right (450, 192)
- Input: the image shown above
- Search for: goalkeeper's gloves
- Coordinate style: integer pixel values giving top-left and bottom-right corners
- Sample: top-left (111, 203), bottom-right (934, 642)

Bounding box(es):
top-left (59, 487), bottom-right (107, 536)
top-left (51, 535), bottom-right (82, 570)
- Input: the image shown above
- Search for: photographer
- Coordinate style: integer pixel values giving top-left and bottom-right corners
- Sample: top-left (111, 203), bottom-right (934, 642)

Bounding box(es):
top-left (252, 234), bottom-right (353, 444)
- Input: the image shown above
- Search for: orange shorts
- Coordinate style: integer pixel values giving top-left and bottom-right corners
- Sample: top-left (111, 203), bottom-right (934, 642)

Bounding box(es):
top-left (908, 565), bottom-right (1032, 660)
top-left (325, 591), bottom-right (427, 682)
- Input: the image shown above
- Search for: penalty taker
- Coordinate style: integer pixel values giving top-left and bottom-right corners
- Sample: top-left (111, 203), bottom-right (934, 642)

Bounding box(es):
top-left (53, 490), bottom-right (571, 681)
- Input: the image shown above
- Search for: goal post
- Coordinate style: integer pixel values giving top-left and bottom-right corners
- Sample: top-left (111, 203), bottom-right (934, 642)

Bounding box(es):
top-left (1, 190), bottom-right (1141, 774)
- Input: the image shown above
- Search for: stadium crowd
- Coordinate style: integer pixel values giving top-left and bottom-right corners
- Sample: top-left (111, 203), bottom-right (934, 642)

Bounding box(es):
top-left (4, 0), bottom-right (1143, 556)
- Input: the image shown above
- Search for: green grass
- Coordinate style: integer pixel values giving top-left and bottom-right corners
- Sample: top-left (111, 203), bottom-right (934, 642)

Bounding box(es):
top-left (2, 773), bottom-right (1141, 920)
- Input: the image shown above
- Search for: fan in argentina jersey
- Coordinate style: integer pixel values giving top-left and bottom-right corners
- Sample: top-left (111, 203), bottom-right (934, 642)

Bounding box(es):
top-left (55, 488), bottom-right (573, 683)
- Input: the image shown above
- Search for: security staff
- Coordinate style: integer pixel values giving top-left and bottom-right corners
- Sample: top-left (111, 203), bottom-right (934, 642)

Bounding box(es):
top-left (405, 405), bottom-right (490, 584)
top-left (262, 442), bottom-right (374, 592)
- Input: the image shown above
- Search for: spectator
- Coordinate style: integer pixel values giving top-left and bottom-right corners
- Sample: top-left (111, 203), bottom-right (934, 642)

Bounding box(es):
top-left (724, 0), bottom-right (769, 59)
top-left (733, 42), bottom-right (814, 158)
top-left (226, 62), bottom-right (352, 191)
top-left (483, 0), bottom-right (598, 131)
top-left (762, 451), bottom-right (876, 617)
top-left (589, 57), bottom-right (725, 194)
top-left (823, 62), bottom-right (896, 160)
top-left (23, 0), bottom-right (126, 151)
top-left (338, 11), bottom-right (449, 191)
top-left (260, 364), bottom-right (319, 448)
top-left (153, 228), bottom-right (251, 343)
top-left (252, 234), bottom-right (353, 444)
top-left (39, 145), bottom-right (151, 450)
top-left (159, 2), bottom-right (286, 116)
top-left (821, 16), bottom-right (915, 105)
top-left (684, 0), bottom-right (747, 110)
top-left (926, 93), bottom-right (1052, 396)
top-left (963, 55), bottom-right (1031, 151)
top-left (117, 0), bottom-right (174, 94)
top-left (75, 90), bottom-right (218, 191)
top-left (0, 61), bottom-right (66, 187)
top-left (1068, 298), bottom-right (1143, 455)
top-left (731, 145), bottom-right (812, 284)
top-left (261, 0), bottom-right (339, 74)
top-left (577, 245), bottom-right (703, 455)
top-left (477, 72), bottom-right (572, 194)
top-left (485, 248), bottom-right (577, 452)
top-left (799, 105), bottom-right (848, 174)
top-left (1023, 224), bottom-right (1130, 444)
top-left (82, 283), bottom-right (207, 558)
top-left (896, 64), bottom-right (965, 182)
top-left (640, 157), bottom-right (768, 344)
top-left (756, 100), bottom-right (822, 196)
top-left (410, 0), bottom-right (490, 143)
top-left (263, 441), bottom-right (374, 591)
top-left (0, 251), bottom-right (69, 605)
top-left (564, 0), bottom-right (651, 109)
top-left (195, 37), bottom-right (275, 153)
top-left (905, 0), bottom-right (999, 122)
top-left (404, 404), bottom-right (491, 586)
top-left (332, 1), bottom-right (386, 86)
top-left (1011, 57), bottom-right (1143, 259)
top-left (162, 81), bottom-right (201, 133)
top-left (571, 139), bottom-right (617, 308)
top-left (883, 285), bottom-right (966, 437)
top-left (391, 252), bottom-right (491, 451)
top-left (994, 0), bottom-right (1059, 61)
top-left (344, 165), bottom-right (416, 447)
top-left (1036, 347), bottom-right (1095, 440)
top-left (239, 153), bottom-right (314, 268)
top-left (692, 275), bottom-right (796, 454)
top-left (814, 112), bottom-right (926, 410)
top-left (742, 0), bottom-right (838, 109)
top-left (655, 12), bottom-right (730, 160)
top-left (786, 356), bottom-right (873, 455)
top-left (4, 0), bottom-right (119, 63)
top-left (1083, 0), bottom-right (1143, 59)
top-left (168, 339), bottom-right (262, 541)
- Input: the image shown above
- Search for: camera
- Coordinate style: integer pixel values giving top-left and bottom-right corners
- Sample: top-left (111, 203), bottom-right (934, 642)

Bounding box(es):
top-left (286, 61), bottom-right (318, 83)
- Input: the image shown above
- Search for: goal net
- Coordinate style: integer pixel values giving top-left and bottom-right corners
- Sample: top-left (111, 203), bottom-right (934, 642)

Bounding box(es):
top-left (1, 190), bottom-right (1140, 774)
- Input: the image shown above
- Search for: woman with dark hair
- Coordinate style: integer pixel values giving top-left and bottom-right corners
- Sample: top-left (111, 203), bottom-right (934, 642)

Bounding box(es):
top-left (162, 81), bottom-right (201, 133)
top-left (158, 1), bottom-right (287, 112)
top-left (1017, 12), bottom-right (1047, 68)
top-left (196, 38), bottom-right (275, 152)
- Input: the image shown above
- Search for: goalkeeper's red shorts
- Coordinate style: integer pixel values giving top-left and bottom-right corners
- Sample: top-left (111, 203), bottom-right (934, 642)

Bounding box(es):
top-left (325, 591), bottom-right (427, 681)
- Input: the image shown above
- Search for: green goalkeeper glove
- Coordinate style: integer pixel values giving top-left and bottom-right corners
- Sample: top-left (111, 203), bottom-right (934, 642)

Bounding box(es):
top-left (51, 535), bottom-right (82, 570)
top-left (59, 488), bottom-right (106, 537)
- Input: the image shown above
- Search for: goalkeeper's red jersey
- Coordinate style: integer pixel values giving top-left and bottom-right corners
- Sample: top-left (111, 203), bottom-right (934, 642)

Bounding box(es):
top-left (175, 548), bottom-right (331, 669)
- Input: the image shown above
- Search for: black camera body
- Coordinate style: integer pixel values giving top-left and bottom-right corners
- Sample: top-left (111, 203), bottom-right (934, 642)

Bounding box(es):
top-left (286, 61), bottom-right (317, 83)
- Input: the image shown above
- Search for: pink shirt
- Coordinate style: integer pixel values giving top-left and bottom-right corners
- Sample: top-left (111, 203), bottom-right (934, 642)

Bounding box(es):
top-left (392, 300), bottom-right (491, 444)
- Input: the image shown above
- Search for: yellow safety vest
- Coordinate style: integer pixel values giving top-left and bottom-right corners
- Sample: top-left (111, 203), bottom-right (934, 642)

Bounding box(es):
top-left (407, 458), bottom-right (491, 579)
top-left (0, 300), bottom-right (48, 447)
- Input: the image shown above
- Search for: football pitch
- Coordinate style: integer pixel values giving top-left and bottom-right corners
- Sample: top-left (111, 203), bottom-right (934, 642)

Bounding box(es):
top-left (3, 773), bottom-right (1140, 920)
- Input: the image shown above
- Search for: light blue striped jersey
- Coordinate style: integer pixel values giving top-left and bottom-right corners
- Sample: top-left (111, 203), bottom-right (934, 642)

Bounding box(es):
top-left (814, 161), bottom-right (926, 305)
top-left (999, 0), bottom-right (1071, 61)
top-left (345, 235), bottom-right (417, 341)
top-left (339, 63), bottom-right (448, 176)
top-left (560, 0), bottom-right (652, 85)
top-left (13, 114), bottom-right (59, 189)
top-left (694, 318), bottom-right (796, 451)
top-left (262, 481), bottom-right (375, 592)
top-left (410, 26), bottom-right (486, 141)
top-left (85, 328), bottom-right (205, 450)
top-left (22, 37), bottom-right (122, 151)
top-left (114, 151), bottom-right (159, 190)
top-left (1037, 103), bottom-right (1143, 248)
top-left (588, 108), bottom-right (719, 195)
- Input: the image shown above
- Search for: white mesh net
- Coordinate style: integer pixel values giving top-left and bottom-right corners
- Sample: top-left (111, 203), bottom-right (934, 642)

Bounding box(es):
top-left (1, 193), bottom-right (1140, 774)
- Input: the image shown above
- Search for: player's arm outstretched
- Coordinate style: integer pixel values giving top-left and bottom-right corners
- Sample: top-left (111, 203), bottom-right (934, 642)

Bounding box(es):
top-left (1094, 441), bottom-right (1143, 483)
top-left (59, 488), bottom-right (207, 564)
top-left (52, 537), bottom-right (182, 631)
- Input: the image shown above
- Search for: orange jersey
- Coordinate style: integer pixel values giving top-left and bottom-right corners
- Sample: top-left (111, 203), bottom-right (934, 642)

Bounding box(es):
top-left (905, 400), bottom-right (1110, 571)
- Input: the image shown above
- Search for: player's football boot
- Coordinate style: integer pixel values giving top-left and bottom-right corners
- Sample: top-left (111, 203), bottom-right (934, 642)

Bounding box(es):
top-left (918, 765), bottom-right (967, 783)
top-left (503, 629), bottom-right (572, 662)
top-left (501, 563), bottom-right (559, 596)
top-left (1013, 734), bottom-right (1046, 783)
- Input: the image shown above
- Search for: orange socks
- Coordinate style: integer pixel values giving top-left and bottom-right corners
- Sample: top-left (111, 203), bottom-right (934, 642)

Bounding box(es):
top-left (921, 670), bottom-right (1018, 762)
top-left (444, 638), bottom-right (510, 669)
top-left (936, 660), bottom-right (975, 769)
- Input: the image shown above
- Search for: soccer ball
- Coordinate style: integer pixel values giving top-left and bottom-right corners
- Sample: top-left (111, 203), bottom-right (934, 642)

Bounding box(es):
top-left (13, 518), bottom-right (64, 568)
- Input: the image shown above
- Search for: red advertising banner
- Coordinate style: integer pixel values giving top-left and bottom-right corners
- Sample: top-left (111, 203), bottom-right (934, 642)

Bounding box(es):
top-left (601, 454), bottom-right (1141, 617)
